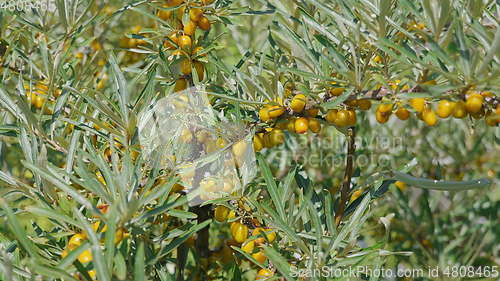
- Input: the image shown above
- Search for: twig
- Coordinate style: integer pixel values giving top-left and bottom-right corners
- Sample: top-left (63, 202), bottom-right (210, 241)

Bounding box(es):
top-left (335, 127), bottom-right (356, 226)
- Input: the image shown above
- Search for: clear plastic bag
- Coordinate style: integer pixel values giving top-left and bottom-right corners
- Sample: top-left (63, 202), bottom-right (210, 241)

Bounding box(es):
top-left (138, 87), bottom-right (256, 205)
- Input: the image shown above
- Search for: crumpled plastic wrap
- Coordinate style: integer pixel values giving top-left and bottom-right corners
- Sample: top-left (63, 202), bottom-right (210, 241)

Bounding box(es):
top-left (138, 87), bottom-right (256, 205)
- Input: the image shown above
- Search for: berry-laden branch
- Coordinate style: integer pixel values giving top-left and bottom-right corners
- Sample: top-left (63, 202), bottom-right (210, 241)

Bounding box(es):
top-left (335, 127), bottom-right (356, 226)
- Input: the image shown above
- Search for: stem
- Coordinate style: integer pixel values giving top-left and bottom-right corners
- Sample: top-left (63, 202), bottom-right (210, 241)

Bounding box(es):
top-left (335, 127), bottom-right (356, 226)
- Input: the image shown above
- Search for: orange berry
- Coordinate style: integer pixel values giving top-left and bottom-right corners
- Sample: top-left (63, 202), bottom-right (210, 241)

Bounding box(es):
top-left (395, 107), bottom-right (410, 120)
top-left (452, 101), bottom-right (467, 118)
top-left (193, 61), bottom-right (204, 81)
top-left (157, 6), bottom-right (172, 21)
top-left (180, 58), bottom-right (192, 75)
top-left (334, 109), bottom-right (349, 127)
top-left (329, 87), bottom-right (344, 96)
top-left (346, 109), bottom-right (356, 126)
top-left (174, 78), bottom-right (188, 92)
top-left (189, 8), bottom-right (203, 22)
top-left (357, 99), bottom-right (372, 110)
top-left (176, 6), bottom-right (186, 21)
top-left (198, 16), bottom-right (211, 31)
top-left (164, 33), bottom-right (178, 49)
top-left (294, 117), bottom-right (309, 134)
top-left (375, 109), bottom-right (390, 124)
top-left (193, 46), bottom-right (206, 57)
top-left (166, 0), bottom-right (183, 7)
top-left (325, 109), bottom-right (337, 124)
top-left (308, 118), bottom-right (321, 133)
top-left (306, 107), bottom-right (319, 117)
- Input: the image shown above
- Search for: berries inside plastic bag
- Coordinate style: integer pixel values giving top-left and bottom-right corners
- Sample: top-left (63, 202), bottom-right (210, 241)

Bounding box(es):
top-left (138, 87), bottom-right (256, 205)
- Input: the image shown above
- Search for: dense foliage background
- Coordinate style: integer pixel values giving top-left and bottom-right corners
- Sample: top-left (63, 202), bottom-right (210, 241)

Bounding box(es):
top-left (0, 0), bottom-right (498, 280)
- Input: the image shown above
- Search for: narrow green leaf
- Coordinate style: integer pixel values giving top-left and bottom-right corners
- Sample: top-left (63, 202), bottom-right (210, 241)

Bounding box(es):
top-left (134, 242), bottom-right (145, 281)
top-left (393, 171), bottom-right (491, 191)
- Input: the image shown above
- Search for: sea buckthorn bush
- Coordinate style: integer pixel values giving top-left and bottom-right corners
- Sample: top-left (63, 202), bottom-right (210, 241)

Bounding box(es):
top-left (0, 0), bottom-right (498, 281)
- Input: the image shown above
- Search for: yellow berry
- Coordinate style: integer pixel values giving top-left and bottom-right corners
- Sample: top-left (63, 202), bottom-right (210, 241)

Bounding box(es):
top-left (241, 240), bottom-right (255, 253)
top-left (267, 105), bottom-right (285, 118)
top-left (452, 101), bottom-right (467, 118)
top-left (193, 46), bottom-right (206, 57)
top-left (269, 129), bottom-right (285, 146)
top-left (68, 233), bottom-right (87, 250)
top-left (290, 94), bottom-right (306, 113)
top-left (395, 181), bottom-right (407, 191)
top-left (33, 94), bottom-right (46, 109)
top-left (286, 118), bottom-right (296, 132)
top-left (256, 268), bottom-right (273, 280)
top-left (231, 222), bottom-right (248, 243)
top-left (465, 93), bottom-right (483, 113)
top-left (252, 251), bottom-right (267, 264)
top-left (178, 35), bottom-right (192, 50)
top-left (377, 103), bottom-right (394, 113)
top-left (259, 107), bottom-right (270, 122)
top-left (183, 21), bottom-right (197, 36)
top-left (252, 227), bottom-right (276, 244)
top-left (214, 206), bottom-right (230, 222)
top-left (422, 107), bottom-right (438, 126)
top-left (61, 249), bottom-right (68, 258)
top-left (350, 190), bottom-right (363, 202)
top-left (78, 249), bottom-right (93, 263)
top-left (409, 98), bottom-right (426, 113)
top-left (253, 134), bottom-right (264, 152)
top-left (436, 99), bottom-right (455, 118)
